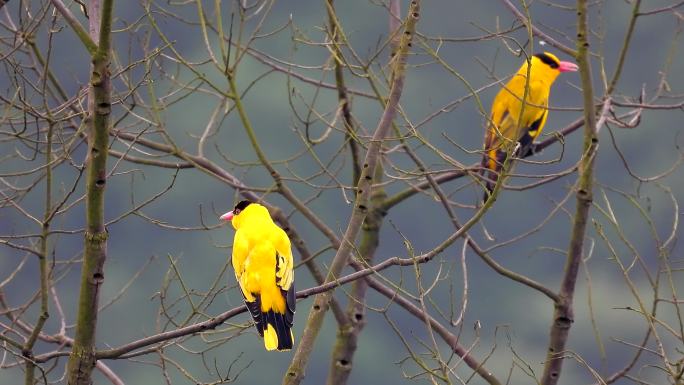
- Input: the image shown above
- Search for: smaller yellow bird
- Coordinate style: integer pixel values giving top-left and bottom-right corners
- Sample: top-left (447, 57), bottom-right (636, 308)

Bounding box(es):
top-left (481, 52), bottom-right (578, 200)
top-left (220, 200), bottom-right (295, 351)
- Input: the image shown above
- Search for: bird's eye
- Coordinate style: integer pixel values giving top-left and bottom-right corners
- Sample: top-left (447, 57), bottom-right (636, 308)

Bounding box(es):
top-left (233, 209), bottom-right (241, 215)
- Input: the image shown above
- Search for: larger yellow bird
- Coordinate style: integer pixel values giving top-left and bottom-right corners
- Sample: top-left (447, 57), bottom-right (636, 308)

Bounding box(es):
top-left (220, 200), bottom-right (295, 351)
top-left (481, 52), bottom-right (577, 200)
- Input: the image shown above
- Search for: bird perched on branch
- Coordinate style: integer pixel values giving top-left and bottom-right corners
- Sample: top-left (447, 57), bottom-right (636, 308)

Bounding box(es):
top-left (220, 200), bottom-right (295, 351)
top-left (481, 52), bottom-right (578, 201)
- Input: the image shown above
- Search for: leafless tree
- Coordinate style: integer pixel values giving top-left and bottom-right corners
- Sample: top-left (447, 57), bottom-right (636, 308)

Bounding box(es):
top-left (1, 1), bottom-right (683, 385)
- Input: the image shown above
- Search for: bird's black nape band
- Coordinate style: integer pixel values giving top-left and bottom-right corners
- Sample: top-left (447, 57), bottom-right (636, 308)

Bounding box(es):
top-left (233, 200), bottom-right (253, 212)
top-left (534, 53), bottom-right (560, 69)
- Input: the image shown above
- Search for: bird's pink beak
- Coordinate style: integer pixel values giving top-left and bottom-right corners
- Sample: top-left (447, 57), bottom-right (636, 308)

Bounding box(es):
top-left (220, 211), bottom-right (234, 221)
top-left (558, 61), bottom-right (579, 72)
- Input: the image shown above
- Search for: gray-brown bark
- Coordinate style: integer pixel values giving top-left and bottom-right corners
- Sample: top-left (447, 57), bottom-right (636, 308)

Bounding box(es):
top-left (63, 1), bottom-right (114, 384)
top-left (540, 0), bottom-right (598, 383)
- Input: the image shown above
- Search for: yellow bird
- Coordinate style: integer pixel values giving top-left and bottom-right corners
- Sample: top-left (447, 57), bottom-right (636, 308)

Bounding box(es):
top-left (220, 200), bottom-right (295, 351)
top-left (481, 52), bottom-right (577, 200)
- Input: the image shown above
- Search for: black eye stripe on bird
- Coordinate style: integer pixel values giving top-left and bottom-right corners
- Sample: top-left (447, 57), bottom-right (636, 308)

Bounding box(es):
top-left (219, 201), bottom-right (296, 351)
top-left (534, 52), bottom-right (560, 69)
top-left (234, 200), bottom-right (252, 212)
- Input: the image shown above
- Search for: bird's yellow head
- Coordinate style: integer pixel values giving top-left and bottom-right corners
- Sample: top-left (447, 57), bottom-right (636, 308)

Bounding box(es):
top-left (220, 200), bottom-right (270, 230)
top-left (520, 52), bottom-right (578, 84)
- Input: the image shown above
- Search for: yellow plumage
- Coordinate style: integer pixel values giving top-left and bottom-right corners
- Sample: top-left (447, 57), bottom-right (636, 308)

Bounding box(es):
top-left (481, 52), bottom-right (577, 199)
top-left (221, 200), bottom-right (295, 351)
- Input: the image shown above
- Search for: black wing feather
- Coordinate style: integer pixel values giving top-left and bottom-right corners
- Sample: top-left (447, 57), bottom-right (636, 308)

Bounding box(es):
top-left (284, 282), bottom-right (296, 326)
top-left (243, 293), bottom-right (264, 336)
top-left (517, 112), bottom-right (546, 158)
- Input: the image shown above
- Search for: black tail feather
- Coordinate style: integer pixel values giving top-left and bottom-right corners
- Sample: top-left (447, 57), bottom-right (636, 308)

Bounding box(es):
top-left (480, 148), bottom-right (505, 202)
top-left (243, 284), bottom-right (296, 351)
top-left (480, 164), bottom-right (498, 203)
top-left (263, 309), bottom-right (293, 350)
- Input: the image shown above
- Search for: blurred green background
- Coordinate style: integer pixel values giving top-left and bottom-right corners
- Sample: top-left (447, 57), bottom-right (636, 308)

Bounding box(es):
top-left (1, 1), bottom-right (683, 384)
